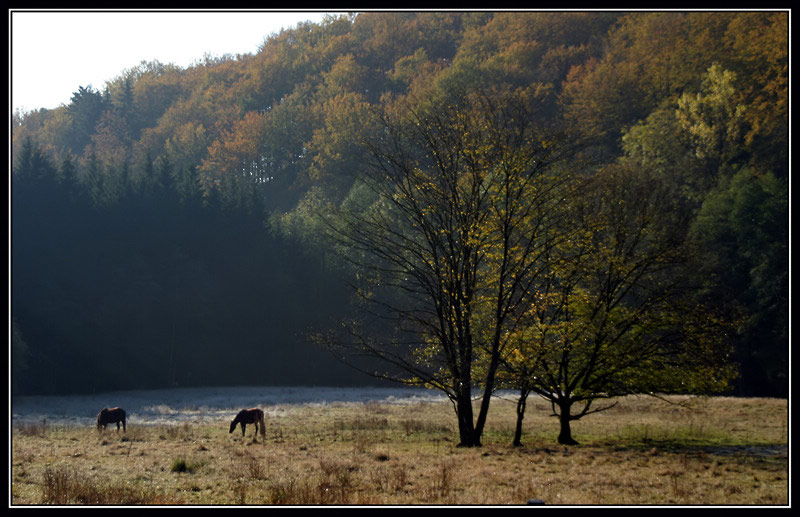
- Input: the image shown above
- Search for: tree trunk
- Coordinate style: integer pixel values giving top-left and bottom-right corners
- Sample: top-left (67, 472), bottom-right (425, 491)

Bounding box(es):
top-left (512, 388), bottom-right (530, 447)
top-left (455, 386), bottom-right (480, 447)
top-left (474, 337), bottom-right (501, 441)
top-left (557, 400), bottom-right (579, 445)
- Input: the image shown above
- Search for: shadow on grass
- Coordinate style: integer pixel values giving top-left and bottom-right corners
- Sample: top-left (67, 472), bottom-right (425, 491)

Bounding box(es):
top-left (604, 440), bottom-right (788, 460)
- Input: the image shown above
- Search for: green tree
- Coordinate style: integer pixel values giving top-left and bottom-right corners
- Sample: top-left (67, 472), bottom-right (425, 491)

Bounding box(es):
top-left (675, 63), bottom-right (747, 177)
top-left (57, 154), bottom-right (80, 202)
top-left (163, 123), bottom-right (207, 206)
top-left (13, 136), bottom-right (55, 180)
top-left (620, 106), bottom-right (704, 204)
top-left (617, 60), bottom-right (787, 397)
top-left (689, 168), bottom-right (788, 396)
top-left (501, 163), bottom-right (737, 445)
top-left (65, 85), bottom-right (106, 154)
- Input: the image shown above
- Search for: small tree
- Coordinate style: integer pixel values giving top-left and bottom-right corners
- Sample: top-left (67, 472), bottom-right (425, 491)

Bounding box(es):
top-left (501, 162), bottom-right (737, 445)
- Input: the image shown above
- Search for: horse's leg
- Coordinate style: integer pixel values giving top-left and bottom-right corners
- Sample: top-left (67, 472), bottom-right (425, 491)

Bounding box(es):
top-left (241, 423), bottom-right (246, 437)
top-left (122, 419), bottom-right (126, 432)
top-left (117, 421), bottom-right (121, 431)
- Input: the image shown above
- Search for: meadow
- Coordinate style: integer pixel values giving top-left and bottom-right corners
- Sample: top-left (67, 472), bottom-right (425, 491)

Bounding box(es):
top-left (11, 393), bottom-right (788, 506)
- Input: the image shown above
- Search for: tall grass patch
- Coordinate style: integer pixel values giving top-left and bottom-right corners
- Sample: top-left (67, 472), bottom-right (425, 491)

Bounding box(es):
top-left (41, 464), bottom-right (182, 504)
top-left (15, 420), bottom-right (49, 438)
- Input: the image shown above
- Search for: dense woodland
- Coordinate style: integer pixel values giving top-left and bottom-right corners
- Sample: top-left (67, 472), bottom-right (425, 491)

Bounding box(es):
top-left (12, 12), bottom-right (788, 400)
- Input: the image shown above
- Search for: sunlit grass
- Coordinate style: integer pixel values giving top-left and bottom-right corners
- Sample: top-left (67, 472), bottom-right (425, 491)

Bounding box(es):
top-left (11, 395), bottom-right (787, 505)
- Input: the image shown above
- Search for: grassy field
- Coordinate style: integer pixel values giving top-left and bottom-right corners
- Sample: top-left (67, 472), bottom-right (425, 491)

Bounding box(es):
top-left (11, 394), bottom-right (788, 506)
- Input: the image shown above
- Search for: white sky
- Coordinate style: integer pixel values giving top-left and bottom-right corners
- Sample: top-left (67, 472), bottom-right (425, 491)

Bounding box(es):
top-left (10, 10), bottom-right (337, 113)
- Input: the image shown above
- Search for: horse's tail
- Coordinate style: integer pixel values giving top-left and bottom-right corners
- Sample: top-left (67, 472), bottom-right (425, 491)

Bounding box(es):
top-left (258, 411), bottom-right (266, 438)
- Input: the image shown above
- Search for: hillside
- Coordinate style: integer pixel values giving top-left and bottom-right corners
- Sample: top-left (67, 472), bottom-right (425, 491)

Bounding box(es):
top-left (11, 12), bottom-right (788, 397)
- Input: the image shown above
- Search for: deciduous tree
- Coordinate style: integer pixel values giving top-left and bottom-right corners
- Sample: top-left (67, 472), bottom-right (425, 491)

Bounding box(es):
top-left (501, 162), bottom-right (737, 445)
top-left (323, 89), bottom-right (575, 447)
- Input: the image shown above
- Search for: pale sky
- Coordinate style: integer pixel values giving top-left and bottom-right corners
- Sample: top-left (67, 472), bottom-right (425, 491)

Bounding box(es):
top-left (10, 10), bottom-right (338, 113)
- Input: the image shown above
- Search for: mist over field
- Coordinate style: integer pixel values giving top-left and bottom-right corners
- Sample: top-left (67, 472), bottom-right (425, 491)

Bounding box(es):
top-left (11, 386), bottom-right (450, 427)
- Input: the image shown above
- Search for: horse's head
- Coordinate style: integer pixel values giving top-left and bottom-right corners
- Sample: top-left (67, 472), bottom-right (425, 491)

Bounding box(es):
top-left (229, 419), bottom-right (237, 433)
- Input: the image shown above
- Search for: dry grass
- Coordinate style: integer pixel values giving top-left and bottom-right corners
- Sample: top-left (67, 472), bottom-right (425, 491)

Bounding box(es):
top-left (10, 395), bottom-right (788, 506)
top-left (40, 464), bottom-right (185, 504)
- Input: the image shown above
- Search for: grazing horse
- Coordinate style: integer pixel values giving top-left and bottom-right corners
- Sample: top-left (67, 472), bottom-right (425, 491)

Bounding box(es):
top-left (97, 407), bottom-right (126, 432)
top-left (229, 408), bottom-right (266, 440)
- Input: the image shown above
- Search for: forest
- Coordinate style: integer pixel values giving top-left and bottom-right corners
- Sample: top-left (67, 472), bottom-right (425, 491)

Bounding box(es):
top-left (11, 11), bottom-right (788, 413)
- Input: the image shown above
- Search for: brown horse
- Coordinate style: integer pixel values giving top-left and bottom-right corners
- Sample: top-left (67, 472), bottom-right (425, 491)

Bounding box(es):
top-left (229, 408), bottom-right (266, 440)
top-left (97, 407), bottom-right (126, 432)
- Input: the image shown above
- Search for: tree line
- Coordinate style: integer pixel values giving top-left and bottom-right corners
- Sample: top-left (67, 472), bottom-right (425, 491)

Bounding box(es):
top-left (12, 12), bottom-right (788, 441)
